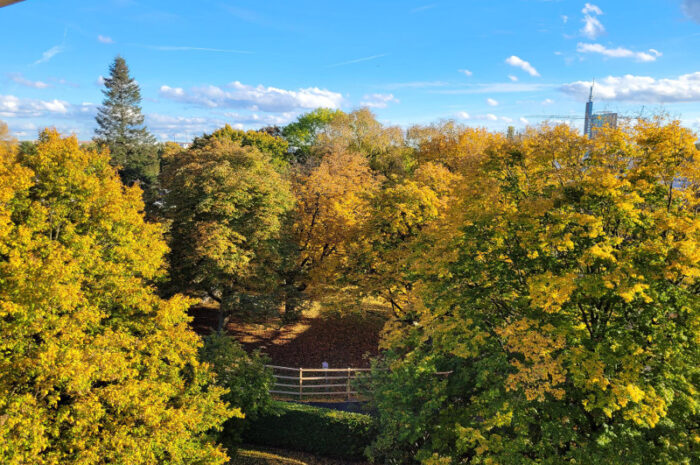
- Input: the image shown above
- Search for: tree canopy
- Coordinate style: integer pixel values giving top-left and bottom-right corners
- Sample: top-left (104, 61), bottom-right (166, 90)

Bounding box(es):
top-left (0, 129), bottom-right (234, 465)
top-left (367, 120), bottom-right (700, 465)
top-left (162, 136), bottom-right (293, 328)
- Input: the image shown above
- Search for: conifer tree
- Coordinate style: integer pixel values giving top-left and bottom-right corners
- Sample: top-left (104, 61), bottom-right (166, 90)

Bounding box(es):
top-left (95, 55), bottom-right (158, 189)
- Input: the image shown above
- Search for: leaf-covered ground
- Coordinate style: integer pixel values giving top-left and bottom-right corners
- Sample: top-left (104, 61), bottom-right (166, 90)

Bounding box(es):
top-left (189, 304), bottom-right (385, 368)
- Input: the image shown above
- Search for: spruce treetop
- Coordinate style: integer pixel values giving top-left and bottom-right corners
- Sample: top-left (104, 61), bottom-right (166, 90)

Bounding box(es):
top-left (95, 56), bottom-right (155, 160)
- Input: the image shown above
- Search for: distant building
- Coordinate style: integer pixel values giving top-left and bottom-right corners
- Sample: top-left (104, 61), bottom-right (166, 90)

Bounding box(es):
top-left (584, 82), bottom-right (618, 138)
top-left (590, 112), bottom-right (618, 138)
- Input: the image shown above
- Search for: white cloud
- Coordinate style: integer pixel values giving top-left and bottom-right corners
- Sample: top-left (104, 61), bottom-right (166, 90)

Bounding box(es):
top-left (0, 94), bottom-right (77, 118)
top-left (146, 111), bottom-right (301, 141)
top-left (561, 15), bottom-right (568, 23)
top-left (486, 98), bottom-right (499, 106)
top-left (454, 112), bottom-right (512, 123)
top-left (360, 93), bottom-right (399, 108)
top-left (577, 43), bottom-right (661, 62)
top-left (505, 55), bottom-right (540, 77)
top-left (508, 74), bottom-right (518, 82)
top-left (459, 69), bottom-right (473, 77)
top-left (8, 73), bottom-right (50, 89)
top-left (582, 3), bottom-right (602, 15)
top-left (519, 117), bottom-right (529, 125)
top-left (580, 3), bottom-right (604, 39)
top-left (34, 45), bottom-right (64, 65)
top-left (682, 0), bottom-right (700, 22)
top-left (542, 98), bottom-right (554, 105)
top-left (97, 35), bottom-right (114, 44)
top-left (560, 72), bottom-right (700, 103)
top-left (159, 81), bottom-right (344, 112)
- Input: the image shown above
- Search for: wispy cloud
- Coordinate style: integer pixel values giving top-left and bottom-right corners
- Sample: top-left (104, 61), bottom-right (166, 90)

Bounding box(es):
top-left (410, 4), bottom-right (437, 13)
top-left (505, 55), bottom-right (540, 77)
top-left (360, 93), bottom-right (399, 108)
top-left (327, 53), bottom-right (388, 67)
top-left (486, 98), bottom-right (499, 106)
top-left (34, 45), bottom-right (64, 65)
top-left (508, 75), bottom-right (518, 82)
top-left (580, 3), bottom-right (604, 39)
top-left (8, 73), bottom-right (50, 89)
top-left (459, 69), bottom-right (473, 77)
top-left (577, 43), bottom-right (661, 62)
top-left (682, 0), bottom-right (700, 23)
top-left (97, 35), bottom-right (114, 44)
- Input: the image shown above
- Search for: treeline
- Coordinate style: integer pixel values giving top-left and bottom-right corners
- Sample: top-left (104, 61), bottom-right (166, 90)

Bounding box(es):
top-left (0, 54), bottom-right (698, 465)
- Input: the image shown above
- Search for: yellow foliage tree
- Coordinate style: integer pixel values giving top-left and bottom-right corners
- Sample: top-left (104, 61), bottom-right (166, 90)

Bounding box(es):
top-left (368, 119), bottom-right (700, 464)
top-left (0, 129), bottom-right (235, 465)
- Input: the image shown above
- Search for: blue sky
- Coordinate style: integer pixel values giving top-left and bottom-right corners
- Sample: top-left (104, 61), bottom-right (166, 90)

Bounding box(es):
top-left (3, 0), bottom-right (700, 140)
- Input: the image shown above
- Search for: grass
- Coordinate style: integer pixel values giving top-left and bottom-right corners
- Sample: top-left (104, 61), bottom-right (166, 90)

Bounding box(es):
top-left (232, 446), bottom-right (370, 465)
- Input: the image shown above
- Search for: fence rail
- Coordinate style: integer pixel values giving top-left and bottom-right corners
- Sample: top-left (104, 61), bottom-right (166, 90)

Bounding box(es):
top-left (266, 364), bottom-right (452, 402)
top-left (266, 365), bottom-right (371, 402)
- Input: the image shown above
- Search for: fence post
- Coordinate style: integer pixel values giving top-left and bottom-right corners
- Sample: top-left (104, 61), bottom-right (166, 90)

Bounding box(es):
top-left (346, 368), bottom-right (351, 401)
top-left (299, 368), bottom-right (303, 401)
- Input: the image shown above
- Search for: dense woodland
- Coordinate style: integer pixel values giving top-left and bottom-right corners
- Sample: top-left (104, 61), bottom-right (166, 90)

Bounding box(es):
top-left (0, 57), bottom-right (698, 465)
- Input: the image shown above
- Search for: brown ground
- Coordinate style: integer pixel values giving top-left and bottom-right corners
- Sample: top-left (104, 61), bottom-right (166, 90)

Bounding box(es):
top-left (188, 304), bottom-right (386, 369)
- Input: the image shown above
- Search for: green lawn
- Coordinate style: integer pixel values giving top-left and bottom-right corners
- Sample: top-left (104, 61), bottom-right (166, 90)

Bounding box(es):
top-left (232, 447), bottom-right (370, 465)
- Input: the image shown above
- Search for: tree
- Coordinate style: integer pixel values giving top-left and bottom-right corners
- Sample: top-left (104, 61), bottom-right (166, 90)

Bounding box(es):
top-left (368, 120), bottom-right (699, 464)
top-left (199, 333), bottom-right (273, 451)
top-left (94, 56), bottom-right (158, 189)
top-left (191, 124), bottom-right (290, 166)
top-left (0, 128), bottom-right (235, 465)
top-left (342, 162), bottom-right (458, 318)
top-left (162, 137), bottom-right (293, 329)
top-left (278, 149), bottom-right (379, 318)
top-left (282, 108), bottom-right (343, 164)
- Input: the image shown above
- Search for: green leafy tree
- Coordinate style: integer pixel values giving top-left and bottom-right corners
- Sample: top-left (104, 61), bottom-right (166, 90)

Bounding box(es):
top-left (191, 124), bottom-right (290, 165)
top-left (200, 333), bottom-right (273, 451)
top-left (368, 120), bottom-right (700, 465)
top-left (0, 128), bottom-right (235, 465)
top-left (94, 55), bottom-right (158, 189)
top-left (282, 108), bottom-right (343, 164)
top-left (161, 137), bottom-right (294, 329)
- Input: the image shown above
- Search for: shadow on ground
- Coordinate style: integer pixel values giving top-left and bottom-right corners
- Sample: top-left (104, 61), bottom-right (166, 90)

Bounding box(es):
top-left (188, 305), bottom-right (386, 368)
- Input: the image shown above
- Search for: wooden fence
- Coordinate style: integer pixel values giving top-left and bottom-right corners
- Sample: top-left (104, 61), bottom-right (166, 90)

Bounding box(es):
top-left (266, 365), bottom-right (453, 402)
top-left (266, 365), bottom-right (371, 402)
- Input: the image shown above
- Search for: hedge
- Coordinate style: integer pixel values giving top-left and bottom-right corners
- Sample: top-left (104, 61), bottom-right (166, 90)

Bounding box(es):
top-left (241, 401), bottom-right (376, 460)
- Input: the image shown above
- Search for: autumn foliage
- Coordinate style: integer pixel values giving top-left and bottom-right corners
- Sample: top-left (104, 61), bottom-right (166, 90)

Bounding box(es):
top-left (0, 130), bottom-right (234, 465)
top-left (367, 119), bottom-right (700, 464)
top-left (3, 107), bottom-right (699, 465)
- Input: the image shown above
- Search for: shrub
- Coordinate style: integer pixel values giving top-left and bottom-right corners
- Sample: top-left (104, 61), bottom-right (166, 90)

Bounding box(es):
top-left (200, 333), bottom-right (275, 452)
top-left (243, 401), bottom-right (376, 460)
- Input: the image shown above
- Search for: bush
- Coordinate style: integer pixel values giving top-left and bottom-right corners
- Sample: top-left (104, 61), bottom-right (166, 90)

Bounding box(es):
top-left (200, 333), bottom-right (275, 452)
top-left (243, 401), bottom-right (376, 460)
